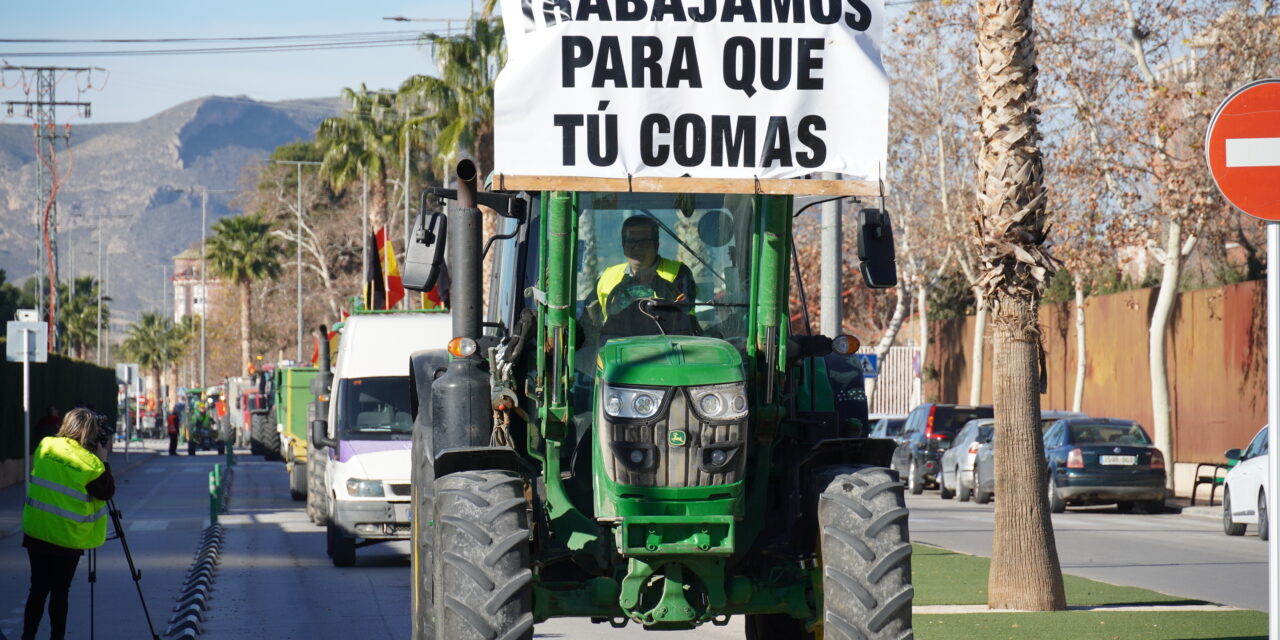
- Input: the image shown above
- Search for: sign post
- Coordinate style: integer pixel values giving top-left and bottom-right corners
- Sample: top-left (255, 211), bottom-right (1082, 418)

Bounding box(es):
top-left (1206, 78), bottom-right (1280, 640)
top-left (8, 314), bottom-right (49, 496)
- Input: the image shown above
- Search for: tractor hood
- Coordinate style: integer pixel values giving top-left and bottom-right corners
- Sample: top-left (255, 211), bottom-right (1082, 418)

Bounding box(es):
top-left (597, 336), bottom-right (743, 386)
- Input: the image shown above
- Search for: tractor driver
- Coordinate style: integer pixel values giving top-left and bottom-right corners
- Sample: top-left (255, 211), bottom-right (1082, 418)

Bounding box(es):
top-left (595, 216), bottom-right (696, 321)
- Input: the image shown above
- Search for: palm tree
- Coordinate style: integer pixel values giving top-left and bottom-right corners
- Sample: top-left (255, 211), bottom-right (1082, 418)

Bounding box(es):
top-left (399, 18), bottom-right (506, 177)
top-left (57, 276), bottom-right (108, 360)
top-left (975, 0), bottom-right (1066, 611)
top-left (206, 214), bottom-right (282, 375)
top-left (122, 312), bottom-right (173, 405)
top-left (317, 86), bottom-right (401, 233)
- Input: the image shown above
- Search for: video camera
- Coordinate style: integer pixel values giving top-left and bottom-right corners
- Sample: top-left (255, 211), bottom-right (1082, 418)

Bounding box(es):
top-left (94, 412), bottom-right (116, 448)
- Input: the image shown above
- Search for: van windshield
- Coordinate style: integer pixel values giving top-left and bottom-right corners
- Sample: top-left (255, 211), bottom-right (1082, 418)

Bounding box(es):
top-left (335, 377), bottom-right (412, 440)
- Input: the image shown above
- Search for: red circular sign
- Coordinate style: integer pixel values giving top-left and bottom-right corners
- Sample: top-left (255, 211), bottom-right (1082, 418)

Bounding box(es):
top-left (1207, 79), bottom-right (1280, 221)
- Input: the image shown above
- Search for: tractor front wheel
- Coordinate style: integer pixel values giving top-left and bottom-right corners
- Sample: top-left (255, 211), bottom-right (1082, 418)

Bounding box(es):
top-left (432, 470), bottom-right (533, 640)
top-left (817, 466), bottom-right (914, 640)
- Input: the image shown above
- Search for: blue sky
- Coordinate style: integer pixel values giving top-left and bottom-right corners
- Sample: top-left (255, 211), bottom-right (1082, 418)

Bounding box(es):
top-left (1, 0), bottom-right (478, 123)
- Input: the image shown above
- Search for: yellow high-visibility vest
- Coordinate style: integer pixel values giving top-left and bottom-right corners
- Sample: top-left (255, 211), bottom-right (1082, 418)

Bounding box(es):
top-left (22, 437), bottom-right (108, 549)
top-left (596, 257), bottom-right (683, 317)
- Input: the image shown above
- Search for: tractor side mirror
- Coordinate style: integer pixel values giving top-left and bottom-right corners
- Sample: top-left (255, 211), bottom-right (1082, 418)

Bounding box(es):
top-left (857, 208), bottom-right (897, 289)
top-left (311, 418), bottom-right (335, 450)
top-left (404, 210), bottom-right (447, 292)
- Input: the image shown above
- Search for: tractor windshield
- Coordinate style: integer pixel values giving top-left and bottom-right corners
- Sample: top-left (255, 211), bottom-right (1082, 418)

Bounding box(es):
top-left (574, 192), bottom-right (755, 351)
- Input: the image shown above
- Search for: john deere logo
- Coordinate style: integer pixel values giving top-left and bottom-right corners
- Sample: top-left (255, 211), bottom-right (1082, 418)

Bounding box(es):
top-left (668, 430), bottom-right (688, 447)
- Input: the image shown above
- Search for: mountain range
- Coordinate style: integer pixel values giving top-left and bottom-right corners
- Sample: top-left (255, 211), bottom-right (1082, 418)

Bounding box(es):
top-left (0, 94), bottom-right (343, 324)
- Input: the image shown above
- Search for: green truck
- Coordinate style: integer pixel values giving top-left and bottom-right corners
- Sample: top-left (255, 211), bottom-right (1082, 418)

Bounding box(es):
top-left (275, 366), bottom-right (318, 500)
top-left (385, 162), bottom-right (904, 639)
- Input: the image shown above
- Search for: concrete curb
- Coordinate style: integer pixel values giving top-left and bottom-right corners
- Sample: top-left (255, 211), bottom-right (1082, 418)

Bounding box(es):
top-left (164, 523), bottom-right (224, 639)
top-left (1180, 505), bottom-right (1223, 520)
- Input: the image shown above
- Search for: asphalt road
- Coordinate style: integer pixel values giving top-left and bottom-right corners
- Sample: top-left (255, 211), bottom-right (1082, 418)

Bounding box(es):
top-left (9, 447), bottom-right (1261, 639)
top-left (905, 491), bottom-right (1269, 611)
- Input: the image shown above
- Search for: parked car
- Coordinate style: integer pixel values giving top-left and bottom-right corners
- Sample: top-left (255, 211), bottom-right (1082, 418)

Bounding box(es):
top-left (940, 418), bottom-right (993, 501)
top-left (869, 414), bottom-right (908, 443)
top-left (1222, 425), bottom-right (1269, 539)
top-left (970, 411), bottom-right (1092, 505)
top-left (1042, 418), bottom-right (1165, 513)
top-left (892, 404), bottom-right (994, 495)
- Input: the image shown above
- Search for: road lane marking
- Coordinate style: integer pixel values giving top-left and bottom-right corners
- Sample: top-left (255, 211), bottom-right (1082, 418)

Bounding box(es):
top-left (125, 519), bottom-right (169, 532)
top-left (914, 603), bottom-right (1241, 614)
top-left (1226, 137), bottom-right (1280, 167)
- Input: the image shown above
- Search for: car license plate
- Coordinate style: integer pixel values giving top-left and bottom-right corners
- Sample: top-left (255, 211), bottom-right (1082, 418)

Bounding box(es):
top-left (1099, 455), bottom-right (1136, 466)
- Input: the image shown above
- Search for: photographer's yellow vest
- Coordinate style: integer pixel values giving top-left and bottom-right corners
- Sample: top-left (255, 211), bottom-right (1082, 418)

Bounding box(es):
top-left (22, 437), bottom-right (108, 549)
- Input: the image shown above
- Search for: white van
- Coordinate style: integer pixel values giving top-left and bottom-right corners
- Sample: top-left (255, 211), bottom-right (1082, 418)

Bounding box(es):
top-left (315, 311), bottom-right (453, 566)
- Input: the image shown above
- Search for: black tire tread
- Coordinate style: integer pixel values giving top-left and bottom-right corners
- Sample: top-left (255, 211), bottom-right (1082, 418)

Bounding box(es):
top-left (434, 470), bottom-right (533, 640)
top-left (251, 413), bottom-right (281, 461)
top-left (819, 466), bottom-right (914, 640)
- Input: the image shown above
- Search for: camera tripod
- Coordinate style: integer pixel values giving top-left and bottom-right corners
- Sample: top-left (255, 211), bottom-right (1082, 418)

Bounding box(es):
top-left (87, 498), bottom-right (160, 640)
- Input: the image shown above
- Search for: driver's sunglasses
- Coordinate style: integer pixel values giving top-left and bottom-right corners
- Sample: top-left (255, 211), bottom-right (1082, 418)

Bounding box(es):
top-left (623, 235), bottom-right (657, 246)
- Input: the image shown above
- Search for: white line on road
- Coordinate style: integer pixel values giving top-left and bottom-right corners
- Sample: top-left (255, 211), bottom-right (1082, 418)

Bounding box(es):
top-left (1226, 137), bottom-right (1280, 167)
top-left (915, 603), bottom-right (1242, 614)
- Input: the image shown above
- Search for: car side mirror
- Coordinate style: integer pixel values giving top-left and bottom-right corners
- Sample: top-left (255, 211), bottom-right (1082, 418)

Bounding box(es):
top-left (857, 208), bottom-right (897, 289)
top-left (404, 210), bottom-right (447, 292)
top-left (311, 418), bottom-right (335, 450)
top-left (1224, 448), bottom-right (1242, 461)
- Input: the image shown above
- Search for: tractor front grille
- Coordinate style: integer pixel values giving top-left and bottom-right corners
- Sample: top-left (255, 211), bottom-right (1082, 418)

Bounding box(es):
top-left (600, 388), bottom-right (746, 488)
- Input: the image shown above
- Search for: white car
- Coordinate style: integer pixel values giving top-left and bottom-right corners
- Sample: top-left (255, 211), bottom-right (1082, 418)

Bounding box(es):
top-left (1223, 425), bottom-right (1269, 540)
top-left (939, 418), bottom-right (993, 502)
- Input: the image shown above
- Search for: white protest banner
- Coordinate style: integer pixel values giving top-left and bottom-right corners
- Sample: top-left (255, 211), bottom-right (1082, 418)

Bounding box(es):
top-left (495, 0), bottom-right (888, 183)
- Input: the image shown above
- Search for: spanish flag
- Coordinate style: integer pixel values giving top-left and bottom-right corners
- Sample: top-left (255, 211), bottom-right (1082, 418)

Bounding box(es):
top-left (376, 226), bottom-right (406, 310)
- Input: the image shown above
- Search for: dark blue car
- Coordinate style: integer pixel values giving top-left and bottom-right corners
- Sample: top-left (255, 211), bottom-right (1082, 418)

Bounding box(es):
top-left (1042, 418), bottom-right (1166, 513)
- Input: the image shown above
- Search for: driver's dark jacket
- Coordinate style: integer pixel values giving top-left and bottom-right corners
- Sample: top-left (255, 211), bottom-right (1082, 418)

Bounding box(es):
top-left (596, 257), bottom-right (696, 318)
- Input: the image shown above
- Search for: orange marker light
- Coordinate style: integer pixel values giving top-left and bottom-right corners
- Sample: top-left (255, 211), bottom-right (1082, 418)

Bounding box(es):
top-left (832, 335), bottom-right (860, 355)
top-left (448, 337), bottom-right (479, 358)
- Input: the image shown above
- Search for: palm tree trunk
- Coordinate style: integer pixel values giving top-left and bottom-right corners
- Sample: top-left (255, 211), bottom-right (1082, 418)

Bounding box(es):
top-left (240, 280), bottom-right (252, 376)
top-left (987, 296), bottom-right (1065, 610)
top-left (977, 0), bottom-right (1066, 611)
top-left (371, 166), bottom-right (389, 233)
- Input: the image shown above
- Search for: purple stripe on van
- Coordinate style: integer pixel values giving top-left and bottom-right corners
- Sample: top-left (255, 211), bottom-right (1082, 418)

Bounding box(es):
top-left (337, 440), bottom-right (412, 463)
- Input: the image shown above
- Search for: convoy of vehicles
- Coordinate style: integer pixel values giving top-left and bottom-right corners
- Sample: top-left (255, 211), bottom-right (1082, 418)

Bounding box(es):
top-left (275, 365), bottom-right (318, 501)
top-left (390, 165), bottom-right (907, 639)
top-left (891, 403), bottom-right (994, 495)
top-left (309, 310), bottom-right (453, 567)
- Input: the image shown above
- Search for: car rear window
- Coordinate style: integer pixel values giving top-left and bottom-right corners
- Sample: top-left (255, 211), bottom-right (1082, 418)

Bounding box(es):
top-left (934, 407), bottom-right (994, 436)
top-left (1068, 424), bottom-right (1150, 445)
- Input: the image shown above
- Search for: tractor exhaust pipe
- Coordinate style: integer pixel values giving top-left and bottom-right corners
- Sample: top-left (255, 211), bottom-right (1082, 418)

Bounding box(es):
top-left (451, 159), bottom-right (482, 341)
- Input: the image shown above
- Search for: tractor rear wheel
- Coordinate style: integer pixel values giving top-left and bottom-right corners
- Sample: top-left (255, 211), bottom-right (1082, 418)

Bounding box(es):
top-left (289, 462), bottom-right (306, 501)
top-left (251, 413), bottom-right (281, 461)
top-left (432, 470), bottom-right (533, 640)
top-left (817, 466), bottom-right (913, 640)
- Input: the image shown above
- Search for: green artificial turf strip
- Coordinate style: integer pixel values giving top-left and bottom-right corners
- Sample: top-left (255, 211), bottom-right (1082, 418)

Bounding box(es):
top-left (911, 544), bottom-right (1202, 607)
top-left (914, 611), bottom-right (1267, 640)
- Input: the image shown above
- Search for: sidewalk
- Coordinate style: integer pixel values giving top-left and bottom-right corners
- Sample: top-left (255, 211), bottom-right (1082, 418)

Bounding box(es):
top-left (0, 438), bottom-right (162, 542)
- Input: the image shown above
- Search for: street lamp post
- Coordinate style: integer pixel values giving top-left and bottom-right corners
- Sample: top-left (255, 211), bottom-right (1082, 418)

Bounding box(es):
top-left (271, 160), bottom-right (323, 361)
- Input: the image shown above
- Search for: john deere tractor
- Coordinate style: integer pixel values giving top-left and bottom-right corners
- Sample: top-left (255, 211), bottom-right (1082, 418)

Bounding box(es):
top-left (401, 160), bottom-right (909, 639)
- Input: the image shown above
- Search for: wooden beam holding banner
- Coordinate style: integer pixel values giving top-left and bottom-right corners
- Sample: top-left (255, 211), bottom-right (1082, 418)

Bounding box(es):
top-left (493, 174), bottom-right (880, 196)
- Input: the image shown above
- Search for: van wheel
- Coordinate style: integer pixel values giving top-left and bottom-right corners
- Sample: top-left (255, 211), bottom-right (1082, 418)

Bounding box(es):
top-left (328, 520), bottom-right (356, 567)
top-left (433, 470), bottom-right (533, 640)
top-left (817, 466), bottom-right (913, 639)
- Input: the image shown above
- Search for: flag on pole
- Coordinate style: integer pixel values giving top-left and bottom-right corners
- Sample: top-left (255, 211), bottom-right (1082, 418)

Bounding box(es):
top-left (378, 226), bottom-right (405, 309)
top-left (363, 232), bottom-right (386, 311)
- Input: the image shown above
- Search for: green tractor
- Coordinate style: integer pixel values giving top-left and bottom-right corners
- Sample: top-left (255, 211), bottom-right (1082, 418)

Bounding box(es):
top-left (401, 160), bottom-right (908, 639)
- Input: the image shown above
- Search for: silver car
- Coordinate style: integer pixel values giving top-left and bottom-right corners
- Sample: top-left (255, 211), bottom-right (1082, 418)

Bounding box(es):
top-left (939, 419), bottom-right (993, 501)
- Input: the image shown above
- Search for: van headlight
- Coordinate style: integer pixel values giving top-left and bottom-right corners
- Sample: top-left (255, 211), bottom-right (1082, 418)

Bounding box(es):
top-left (346, 478), bottom-right (385, 497)
top-left (602, 384), bottom-right (665, 420)
top-left (688, 383), bottom-right (748, 421)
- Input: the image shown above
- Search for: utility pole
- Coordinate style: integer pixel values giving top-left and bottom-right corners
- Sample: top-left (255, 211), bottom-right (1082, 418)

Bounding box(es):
top-left (271, 160), bottom-right (323, 360)
top-left (96, 218), bottom-right (103, 365)
top-left (200, 191), bottom-right (207, 389)
top-left (3, 65), bottom-right (102, 351)
top-left (820, 172), bottom-right (843, 337)
top-left (404, 111), bottom-right (412, 309)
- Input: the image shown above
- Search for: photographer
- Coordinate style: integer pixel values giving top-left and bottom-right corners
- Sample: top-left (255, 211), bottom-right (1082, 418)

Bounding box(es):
top-left (21, 408), bottom-right (115, 640)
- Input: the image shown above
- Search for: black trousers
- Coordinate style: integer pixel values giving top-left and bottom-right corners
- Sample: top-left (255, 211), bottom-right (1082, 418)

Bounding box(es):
top-left (168, 430), bottom-right (179, 455)
top-left (23, 547), bottom-right (81, 640)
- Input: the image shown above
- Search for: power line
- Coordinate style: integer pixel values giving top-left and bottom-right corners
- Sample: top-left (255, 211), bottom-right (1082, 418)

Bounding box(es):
top-left (0, 30), bottom-right (425, 44)
top-left (0, 37), bottom-right (441, 58)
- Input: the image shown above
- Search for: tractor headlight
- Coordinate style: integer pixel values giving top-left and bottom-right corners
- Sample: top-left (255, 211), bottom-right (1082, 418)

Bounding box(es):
top-left (346, 478), bottom-right (385, 497)
top-left (688, 383), bottom-right (748, 421)
top-left (601, 384), bottom-right (665, 420)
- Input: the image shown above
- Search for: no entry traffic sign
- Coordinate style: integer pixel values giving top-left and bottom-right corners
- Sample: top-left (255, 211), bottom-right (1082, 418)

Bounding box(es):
top-left (1206, 79), bottom-right (1280, 221)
